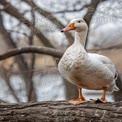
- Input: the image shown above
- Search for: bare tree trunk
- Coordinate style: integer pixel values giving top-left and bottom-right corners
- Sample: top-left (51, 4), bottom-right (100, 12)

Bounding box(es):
top-left (0, 101), bottom-right (121, 122)
top-left (84, 0), bottom-right (101, 48)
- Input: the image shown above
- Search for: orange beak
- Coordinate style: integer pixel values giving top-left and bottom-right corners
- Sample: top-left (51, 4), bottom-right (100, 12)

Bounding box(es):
top-left (61, 22), bottom-right (75, 32)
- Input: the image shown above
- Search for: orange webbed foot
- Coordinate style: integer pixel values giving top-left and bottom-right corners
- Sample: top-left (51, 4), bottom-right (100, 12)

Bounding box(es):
top-left (90, 98), bottom-right (108, 103)
top-left (90, 87), bottom-right (108, 103)
top-left (68, 98), bottom-right (88, 104)
top-left (68, 87), bottom-right (88, 104)
top-left (100, 98), bottom-right (107, 103)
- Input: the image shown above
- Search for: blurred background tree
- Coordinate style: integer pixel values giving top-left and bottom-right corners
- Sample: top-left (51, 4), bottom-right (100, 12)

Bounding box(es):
top-left (0, 0), bottom-right (121, 103)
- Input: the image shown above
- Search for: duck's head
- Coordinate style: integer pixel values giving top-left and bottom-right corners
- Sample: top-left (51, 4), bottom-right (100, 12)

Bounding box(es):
top-left (61, 18), bottom-right (88, 33)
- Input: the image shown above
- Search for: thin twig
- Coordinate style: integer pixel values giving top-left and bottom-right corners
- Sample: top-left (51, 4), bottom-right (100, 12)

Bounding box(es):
top-left (7, 29), bottom-right (28, 37)
top-left (0, 66), bottom-right (20, 102)
top-left (88, 44), bottom-right (122, 52)
top-left (53, 4), bottom-right (89, 14)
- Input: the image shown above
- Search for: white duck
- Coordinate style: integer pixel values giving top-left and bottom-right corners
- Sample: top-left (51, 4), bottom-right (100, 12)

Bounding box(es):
top-left (58, 18), bottom-right (119, 104)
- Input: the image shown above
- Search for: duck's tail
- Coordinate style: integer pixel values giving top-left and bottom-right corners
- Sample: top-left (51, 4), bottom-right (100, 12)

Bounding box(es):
top-left (113, 72), bottom-right (120, 91)
top-left (112, 84), bottom-right (119, 92)
top-left (112, 73), bottom-right (122, 101)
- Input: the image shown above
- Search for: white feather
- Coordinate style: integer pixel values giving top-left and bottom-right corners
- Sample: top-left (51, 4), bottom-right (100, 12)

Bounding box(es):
top-left (58, 18), bottom-right (119, 92)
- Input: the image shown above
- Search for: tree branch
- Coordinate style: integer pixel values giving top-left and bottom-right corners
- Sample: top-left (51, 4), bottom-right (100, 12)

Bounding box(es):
top-left (0, 46), bottom-right (63, 60)
top-left (0, 101), bottom-right (121, 121)
top-left (0, 45), bottom-right (122, 61)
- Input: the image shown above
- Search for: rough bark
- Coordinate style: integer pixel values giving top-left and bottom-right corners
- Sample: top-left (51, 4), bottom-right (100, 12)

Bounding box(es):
top-left (0, 101), bottom-right (122, 122)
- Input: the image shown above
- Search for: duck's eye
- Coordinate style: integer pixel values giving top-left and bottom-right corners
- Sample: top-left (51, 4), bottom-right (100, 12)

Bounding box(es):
top-left (78, 21), bottom-right (81, 23)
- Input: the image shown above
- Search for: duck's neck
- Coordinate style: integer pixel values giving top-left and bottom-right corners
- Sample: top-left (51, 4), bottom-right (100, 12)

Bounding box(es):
top-left (74, 31), bottom-right (87, 46)
top-left (72, 31), bottom-right (87, 53)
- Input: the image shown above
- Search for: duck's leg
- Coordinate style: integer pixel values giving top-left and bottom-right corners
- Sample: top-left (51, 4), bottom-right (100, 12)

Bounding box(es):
top-left (91, 87), bottom-right (108, 103)
top-left (100, 87), bottom-right (107, 103)
top-left (68, 87), bottom-right (87, 104)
